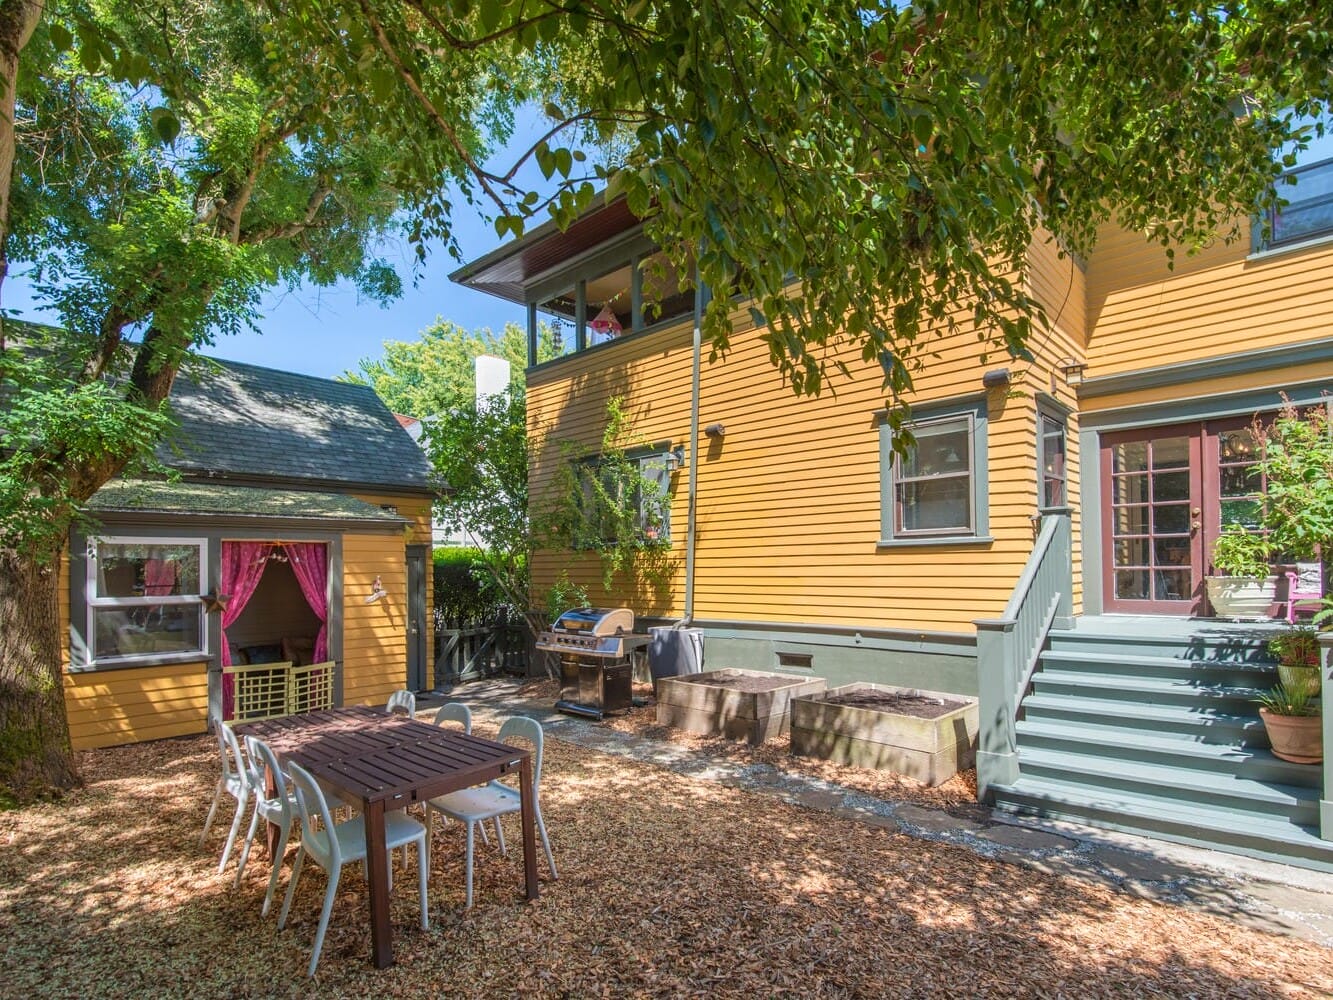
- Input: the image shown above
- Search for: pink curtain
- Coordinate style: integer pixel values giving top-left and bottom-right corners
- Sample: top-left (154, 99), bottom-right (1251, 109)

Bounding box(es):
top-left (283, 542), bottom-right (329, 662)
top-left (220, 542), bottom-right (273, 718)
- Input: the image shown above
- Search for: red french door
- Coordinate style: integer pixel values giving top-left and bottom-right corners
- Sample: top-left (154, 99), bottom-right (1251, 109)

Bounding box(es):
top-left (1101, 418), bottom-right (1261, 615)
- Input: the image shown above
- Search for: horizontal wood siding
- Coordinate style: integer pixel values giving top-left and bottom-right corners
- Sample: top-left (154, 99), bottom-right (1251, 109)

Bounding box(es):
top-left (529, 306), bottom-right (1075, 632)
top-left (1086, 220), bottom-right (1333, 378)
top-left (341, 531), bottom-right (408, 707)
top-left (66, 661), bottom-right (210, 749)
top-left (1026, 230), bottom-right (1087, 349)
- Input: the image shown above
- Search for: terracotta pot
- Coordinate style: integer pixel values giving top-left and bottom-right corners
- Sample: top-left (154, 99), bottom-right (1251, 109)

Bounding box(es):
top-left (1206, 576), bottom-right (1278, 619)
top-left (1260, 707), bottom-right (1323, 764)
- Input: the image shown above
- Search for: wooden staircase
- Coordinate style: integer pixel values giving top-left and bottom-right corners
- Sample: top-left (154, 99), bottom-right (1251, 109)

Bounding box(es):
top-left (989, 619), bottom-right (1333, 871)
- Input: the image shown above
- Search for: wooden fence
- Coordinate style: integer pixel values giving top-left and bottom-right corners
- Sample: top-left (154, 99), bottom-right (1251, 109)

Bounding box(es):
top-left (433, 620), bottom-right (528, 687)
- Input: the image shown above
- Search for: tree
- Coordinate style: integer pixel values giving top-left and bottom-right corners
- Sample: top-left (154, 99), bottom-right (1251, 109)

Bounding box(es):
top-left (7, 0), bottom-right (1333, 800)
top-left (0, 0), bottom-right (512, 801)
top-left (339, 319), bottom-right (559, 416)
top-left (273, 1), bottom-right (1333, 416)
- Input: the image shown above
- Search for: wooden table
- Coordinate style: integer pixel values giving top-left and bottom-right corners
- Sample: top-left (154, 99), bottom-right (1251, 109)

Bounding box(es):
top-left (235, 705), bottom-right (539, 968)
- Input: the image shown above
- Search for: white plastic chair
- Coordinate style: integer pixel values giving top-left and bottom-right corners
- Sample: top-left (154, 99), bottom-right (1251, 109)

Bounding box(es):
top-left (425, 715), bottom-right (557, 908)
top-left (233, 735), bottom-right (300, 917)
top-left (386, 689), bottom-right (416, 717)
top-left (200, 721), bottom-right (252, 875)
top-left (432, 701), bottom-right (472, 733)
top-left (279, 762), bottom-right (429, 978)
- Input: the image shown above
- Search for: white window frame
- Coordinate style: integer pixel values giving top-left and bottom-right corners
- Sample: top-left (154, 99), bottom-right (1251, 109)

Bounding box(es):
top-left (85, 535), bottom-right (209, 667)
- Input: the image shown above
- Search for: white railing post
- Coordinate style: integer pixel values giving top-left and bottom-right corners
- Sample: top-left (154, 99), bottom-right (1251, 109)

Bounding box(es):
top-left (1320, 632), bottom-right (1333, 840)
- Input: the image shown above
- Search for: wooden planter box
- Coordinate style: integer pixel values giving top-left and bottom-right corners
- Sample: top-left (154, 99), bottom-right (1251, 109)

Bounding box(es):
top-left (791, 683), bottom-right (978, 786)
top-left (656, 669), bottom-right (826, 745)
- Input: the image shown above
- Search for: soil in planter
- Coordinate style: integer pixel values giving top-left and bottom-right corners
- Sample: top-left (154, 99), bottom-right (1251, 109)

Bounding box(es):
top-left (678, 670), bottom-right (796, 693)
top-left (823, 690), bottom-right (968, 720)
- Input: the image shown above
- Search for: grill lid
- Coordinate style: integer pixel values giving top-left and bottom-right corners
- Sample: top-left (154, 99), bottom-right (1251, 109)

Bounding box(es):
top-left (548, 607), bottom-right (634, 637)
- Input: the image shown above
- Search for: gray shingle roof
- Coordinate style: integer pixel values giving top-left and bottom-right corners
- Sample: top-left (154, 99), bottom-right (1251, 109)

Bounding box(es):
top-left (161, 357), bottom-right (434, 493)
top-left (89, 480), bottom-right (409, 523)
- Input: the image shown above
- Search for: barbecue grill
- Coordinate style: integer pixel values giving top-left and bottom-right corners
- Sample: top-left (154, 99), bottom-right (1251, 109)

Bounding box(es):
top-left (536, 607), bottom-right (649, 718)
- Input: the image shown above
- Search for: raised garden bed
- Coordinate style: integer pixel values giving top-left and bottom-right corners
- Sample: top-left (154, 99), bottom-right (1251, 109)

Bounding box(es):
top-left (791, 683), bottom-right (978, 786)
top-left (656, 668), bottom-right (826, 745)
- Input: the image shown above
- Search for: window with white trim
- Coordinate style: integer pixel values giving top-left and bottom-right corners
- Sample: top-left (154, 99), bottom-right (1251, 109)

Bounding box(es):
top-left (87, 537), bottom-right (208, 664)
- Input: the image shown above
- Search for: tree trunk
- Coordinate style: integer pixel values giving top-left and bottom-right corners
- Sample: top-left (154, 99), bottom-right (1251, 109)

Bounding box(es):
top-left (0, 0), bottom-right (45, 312)
top-left (0, 544), bottom-right (80, 803)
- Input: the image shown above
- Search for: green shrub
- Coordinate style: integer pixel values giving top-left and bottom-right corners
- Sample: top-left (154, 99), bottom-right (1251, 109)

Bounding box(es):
top-left (432, 547), bottom-right (506, 628)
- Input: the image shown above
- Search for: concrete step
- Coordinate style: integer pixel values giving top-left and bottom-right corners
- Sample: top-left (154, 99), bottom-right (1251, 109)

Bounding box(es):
top-left (1038, 649), bottom-right (1279, 687)
top-left (1016, 744), bottom-right (1319, 825)
top-left (1020, 692), bottom-right (1269, 746)
top-left (991, 774), bottom-right (1333, 873)
top-left (1015, 719), bottom-right (1319, 788)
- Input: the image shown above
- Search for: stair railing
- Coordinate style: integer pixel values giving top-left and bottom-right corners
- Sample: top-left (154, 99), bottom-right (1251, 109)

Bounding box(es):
top-left (974, 510), bottom-right (1073, 801)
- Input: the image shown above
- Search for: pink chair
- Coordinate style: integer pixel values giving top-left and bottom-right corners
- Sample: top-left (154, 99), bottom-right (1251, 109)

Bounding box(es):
top-left (1285, 562), bottom-right (1324, 623)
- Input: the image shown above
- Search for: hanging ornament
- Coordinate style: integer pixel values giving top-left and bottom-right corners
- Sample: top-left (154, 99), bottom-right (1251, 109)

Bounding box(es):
top-left (590, 303), bottom-right (622, 336)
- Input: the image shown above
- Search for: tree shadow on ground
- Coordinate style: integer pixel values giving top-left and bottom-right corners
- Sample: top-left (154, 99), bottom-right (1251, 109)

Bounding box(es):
top-left (1, 731), bottom-right (1328, 998)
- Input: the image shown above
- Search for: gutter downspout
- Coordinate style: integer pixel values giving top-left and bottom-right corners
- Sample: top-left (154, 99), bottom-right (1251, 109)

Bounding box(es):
top-left (681, 258), bottom-right (707, 626)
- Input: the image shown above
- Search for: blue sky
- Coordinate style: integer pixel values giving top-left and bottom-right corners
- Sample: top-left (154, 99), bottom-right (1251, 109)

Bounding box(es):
top-left (3, 110), bottom-right (554, 380)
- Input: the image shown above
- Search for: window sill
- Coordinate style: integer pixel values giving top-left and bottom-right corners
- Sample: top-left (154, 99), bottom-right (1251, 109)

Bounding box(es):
top-left (68, 650), bottom-right (210, 674)
top-left (1248, 231), bottom-right (1333, 263)
top-left (877, 535), bottom-right (994, 549)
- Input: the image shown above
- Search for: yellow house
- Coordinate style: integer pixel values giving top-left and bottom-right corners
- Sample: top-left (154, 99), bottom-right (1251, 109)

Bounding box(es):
top-left (454, 141), bottom-right (1333, 869)
top-left (62, 357), bottom-right (436, 750)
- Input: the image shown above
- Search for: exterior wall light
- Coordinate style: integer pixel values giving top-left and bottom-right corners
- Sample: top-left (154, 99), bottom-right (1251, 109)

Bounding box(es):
top-left (664, 445), bottom-right (687, 472)
top-left (704, 423), bottom-right (726, 438)
top-left (1056, 358), bottom-right (1088, 387)
top-left (981, 368), bottom-right (1011, 389)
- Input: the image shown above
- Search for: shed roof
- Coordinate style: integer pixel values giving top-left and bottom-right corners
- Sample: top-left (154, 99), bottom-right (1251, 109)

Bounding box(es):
top-left (162, 357), bottom-right (434, 494)
top-left (88, 480), bottom-right (408, 524)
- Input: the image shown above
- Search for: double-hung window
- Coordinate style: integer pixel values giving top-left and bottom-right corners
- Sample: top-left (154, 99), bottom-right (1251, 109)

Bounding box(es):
top-left (881, 401), bottom-right (989, 543)
top-left (86, 537), bottom-right (208, 665)
top-left (1256, 113), bottom-right (1333, 252)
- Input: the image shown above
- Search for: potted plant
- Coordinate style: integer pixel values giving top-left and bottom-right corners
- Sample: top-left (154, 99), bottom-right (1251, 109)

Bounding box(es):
top-left (1256, 679), bottom-right (1322, 764)
top-left (1206, 527), bottom-right (1276, 619)
top-left (1269, 624), bottom-right (1321, 696)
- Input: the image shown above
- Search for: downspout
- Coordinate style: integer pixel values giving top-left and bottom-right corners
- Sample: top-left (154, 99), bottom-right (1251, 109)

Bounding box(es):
top-left (681, 258), bottom-right (706, 625)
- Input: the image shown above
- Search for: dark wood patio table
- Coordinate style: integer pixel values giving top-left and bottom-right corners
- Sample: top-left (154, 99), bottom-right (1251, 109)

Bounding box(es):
top-left (234, 705), bottom-right (539, 968)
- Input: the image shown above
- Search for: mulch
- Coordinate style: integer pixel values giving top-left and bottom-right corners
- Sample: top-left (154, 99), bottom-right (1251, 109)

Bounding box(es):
top-left (1, 720), bottom-right (1330, 998)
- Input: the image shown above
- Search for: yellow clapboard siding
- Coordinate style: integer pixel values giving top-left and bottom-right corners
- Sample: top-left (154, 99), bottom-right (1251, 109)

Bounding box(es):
top-left (1086, 219), bottom-right (1333, 377)
top-left (529, 304), bottom-right (1066, 632)
top-left (1082, 357), bottom-right (1333, 414)
top-left (65, 660), bottom-right (210, 750)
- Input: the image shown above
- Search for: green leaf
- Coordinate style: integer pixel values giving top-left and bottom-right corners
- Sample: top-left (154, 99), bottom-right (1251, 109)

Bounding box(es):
top-left (149, 107), bottom-right (180, 144)
top-left (49, 23), bottom-right (73, 52)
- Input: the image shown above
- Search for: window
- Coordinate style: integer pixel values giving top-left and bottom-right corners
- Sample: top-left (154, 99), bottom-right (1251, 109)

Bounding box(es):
top-left (1038, 411), bottom-right (1068, 510)
top-left (87, 537), bottom-right (207, 664)
top-left (881, 403), bottom-right (989, 543)
top-left (1258, 113), bottom-right (1333, 251)
top-left (1265, 156), bottom-right (1333, 248)
top-left (577, 451), bottom-right (674, 546)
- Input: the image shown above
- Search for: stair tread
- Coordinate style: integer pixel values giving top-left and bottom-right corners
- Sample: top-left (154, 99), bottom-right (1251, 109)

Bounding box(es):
top-left (1016, 743), bottom-right (1316, 805)
top-left (1021, 692), bottom-right (1266, 726)
top-left (992, 774), bottom-right (1331, 851)
top-left (1016, 719), bottom-right (1294, 765)
top-left (1031, 670), bottom-right (1272, 698)
top-left (1040, 649), bottom-right (1278, 672)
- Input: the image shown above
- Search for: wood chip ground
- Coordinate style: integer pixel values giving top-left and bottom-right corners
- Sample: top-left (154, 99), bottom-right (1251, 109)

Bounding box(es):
top-left (2, 720), bottom-right (1330, 998)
